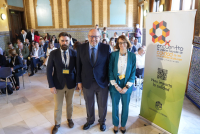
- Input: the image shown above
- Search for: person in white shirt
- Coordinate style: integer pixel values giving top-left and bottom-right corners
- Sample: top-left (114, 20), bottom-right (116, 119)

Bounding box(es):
top-left (44, 42), bottom-right (57, 66)
top-left (113, 32), bottom-right (118, 43)
top-left (0, 47), bottom-right (3, 55)
top-left (101, 33), bottom-right (109, 43)
top-left (136, 47), bottom-right (145, 78)
top-left (108, 35), bottom-right (136, 133)
top-left (109, 37), bottom-right (115, 52)
top-left (29, 42), bottom-right (44, 76)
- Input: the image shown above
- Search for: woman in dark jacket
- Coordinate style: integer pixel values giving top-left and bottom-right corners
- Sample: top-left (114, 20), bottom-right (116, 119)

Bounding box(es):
top-left (9, 49), bottom-right (23, 90)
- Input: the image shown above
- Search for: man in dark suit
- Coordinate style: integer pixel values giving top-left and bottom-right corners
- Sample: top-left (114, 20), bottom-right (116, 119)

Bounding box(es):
top-left (47, 32), bottom-right (77, 134)
top-left (26, 29), bottom-right (34, 43)
top-left (76, 29), bottom-right (110, 131)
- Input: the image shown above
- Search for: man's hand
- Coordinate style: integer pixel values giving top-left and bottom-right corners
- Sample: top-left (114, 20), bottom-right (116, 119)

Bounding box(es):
top-left (11, 68), bottom-right (14, 71)
top-left (50, 87), bottom-right (57, 94)
top-left (35, 56), bottom-right (38, 59)
top-left (20, 56), bottom-right (23, 59)
top-left (120, 87), bottom-right (128, 94)
top-left (77, 83), bottom-right (83, 90)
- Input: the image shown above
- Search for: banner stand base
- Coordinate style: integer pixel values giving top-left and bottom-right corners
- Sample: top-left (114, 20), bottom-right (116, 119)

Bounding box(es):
top-left (139, 115), bottom-right (172, 134)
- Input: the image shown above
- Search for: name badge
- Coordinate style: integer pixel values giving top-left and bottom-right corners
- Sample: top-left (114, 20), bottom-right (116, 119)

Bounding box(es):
top-left (63, 69), bottom-right (69, 74)
top-left (119, 74), bottom-right (125, 80)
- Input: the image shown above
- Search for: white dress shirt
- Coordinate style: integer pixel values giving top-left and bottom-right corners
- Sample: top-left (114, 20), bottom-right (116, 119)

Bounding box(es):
top-left (110, 52), bottom-right (133, 87)
top-left (31, 32), bottom-right (34, 41)
top-left (60, 48), bottom-right (70, 68)
top-left (136, 54), bottom-right (145, 69)
top-left (34, 48), bottom-right (39, 57)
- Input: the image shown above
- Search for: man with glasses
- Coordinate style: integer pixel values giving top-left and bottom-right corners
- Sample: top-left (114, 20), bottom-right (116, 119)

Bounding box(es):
top-left (76, 29), bottom-right (110, 131)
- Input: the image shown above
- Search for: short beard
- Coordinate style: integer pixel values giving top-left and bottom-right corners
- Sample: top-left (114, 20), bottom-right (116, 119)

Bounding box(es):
top-left (61, 45), bottom-right (69, 50)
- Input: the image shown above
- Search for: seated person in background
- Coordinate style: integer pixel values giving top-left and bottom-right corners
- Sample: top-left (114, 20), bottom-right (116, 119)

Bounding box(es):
top-left (101, 33), bottom-right (109, 43)
top-left (102, 39), bottom-right (108, 44)
top-left (29, 42), bottom-right (44, 76)
top-left (24, 38), bottom-right (30, 47)
top-left (44, 33), bottom-right (50, 42)
top-left (29, 41), bottom-right (35, 53)
top-left (50, 35), bottom-right (58, 44)
top-left (109, 37), bottom-right (115, 52)
top-left (136, 47), bottom-right (145, 78)
top-left (16, 39), bottom-right (29, 60)
top-left (4, 42), bottom-right (15, 58)
top-left (34, 31), bottom-right (40, 43)
top-left (129, 37), bottom-right (137, 53)
top-left (133, 38), bottom-right (141, 51)
top-left (0, 54), bottom-right (6, 67)
top-left (39, 38), bottom-right (48, 56)
top-left (113, 32), bottom-right (118, 43)
top-left (43, 42), bottom-right (57, 66)
top-left (9, 49), bottom-right (23, 90)
top-left (0, 47), bottom-right (3, 55)
top-left (73, 41), bottom-right (81, 51)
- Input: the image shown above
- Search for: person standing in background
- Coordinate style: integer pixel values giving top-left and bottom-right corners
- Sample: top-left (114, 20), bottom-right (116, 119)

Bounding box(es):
top-left (134, 24), bottom-right (142, 43)
top-left (34, 31), bottom-right (40, 43)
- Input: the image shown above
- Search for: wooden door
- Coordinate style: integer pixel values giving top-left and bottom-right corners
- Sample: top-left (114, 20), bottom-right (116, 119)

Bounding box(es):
top-left (9, 10), bottom-right (25, 44)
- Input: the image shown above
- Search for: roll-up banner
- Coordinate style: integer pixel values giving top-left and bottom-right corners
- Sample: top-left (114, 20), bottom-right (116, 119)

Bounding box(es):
top-left (140, 10), bottom-right (196, 134)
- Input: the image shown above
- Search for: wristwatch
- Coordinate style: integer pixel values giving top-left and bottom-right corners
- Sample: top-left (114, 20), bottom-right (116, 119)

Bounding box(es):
top-left (125, 84), bottom-right (130, 89)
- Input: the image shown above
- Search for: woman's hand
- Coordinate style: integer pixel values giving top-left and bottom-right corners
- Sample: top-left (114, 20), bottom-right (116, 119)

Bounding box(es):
top-left (120, 87), bottom-right (128, 94)
top-left (114, 84), bottom-right (122, 92)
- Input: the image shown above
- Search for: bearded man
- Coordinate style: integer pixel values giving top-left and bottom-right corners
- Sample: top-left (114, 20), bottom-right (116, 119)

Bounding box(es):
top-left (47, 32), bottom-right (77, 134)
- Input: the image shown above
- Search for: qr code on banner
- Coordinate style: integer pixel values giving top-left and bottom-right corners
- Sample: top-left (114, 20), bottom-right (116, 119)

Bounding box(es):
top-left (157, 68), bottom-right (168, 80)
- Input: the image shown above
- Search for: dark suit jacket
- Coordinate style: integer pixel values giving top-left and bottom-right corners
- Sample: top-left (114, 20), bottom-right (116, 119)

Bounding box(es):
top-left (0, 54), bottom-right (6, 67)
top-left (129, 45), bottom-right (137, 53)
top-left (18, 34), bottom-right (24, 43)
top-left (9, 56), bottom-right (23, 71)
top-left (26, 31), bottom-right (34, 42)
top-left (47, 48), bottom-right (77, 89)
top-left (76, 42), bottom-right (110, 89)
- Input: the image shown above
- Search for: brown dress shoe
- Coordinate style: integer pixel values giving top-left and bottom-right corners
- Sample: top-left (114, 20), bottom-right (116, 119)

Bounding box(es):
top-left (67, 119), bottom-right (74, 128)
top-left (52, 125), bottom-right (60, 134)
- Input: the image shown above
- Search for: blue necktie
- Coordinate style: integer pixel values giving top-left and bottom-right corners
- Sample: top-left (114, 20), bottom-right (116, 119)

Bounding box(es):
top-left (91, 48), bottom-right (95, 66)
top-left (63, 51), bottom-right (67, 63)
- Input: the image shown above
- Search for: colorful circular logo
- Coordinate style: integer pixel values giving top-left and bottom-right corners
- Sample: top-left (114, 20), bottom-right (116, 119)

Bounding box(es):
top-left (149, 21), bottom-right (170, 44)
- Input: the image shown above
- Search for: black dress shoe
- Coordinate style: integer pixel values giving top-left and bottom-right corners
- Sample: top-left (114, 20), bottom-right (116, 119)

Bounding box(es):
top-left (100, 123), bottom-right (106, 131)
top-left (29, 73), bottom-right (34, 77)
top-left (113, 129), bottom-right (118, 133)
top-left (52, 125), bottom-right (60, 134)
top-left (83, 122), bottom-right (93, 130)
top-left (38, 68), bottom-right (42, 70)
top-left (67, 119), bottom-right (74, 128)
top-left (120, 128), bottom-right (126, 134)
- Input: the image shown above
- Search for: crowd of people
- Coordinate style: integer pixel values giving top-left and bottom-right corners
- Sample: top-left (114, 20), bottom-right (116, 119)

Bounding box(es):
top-left (0, 25), bottom-right (145, 134)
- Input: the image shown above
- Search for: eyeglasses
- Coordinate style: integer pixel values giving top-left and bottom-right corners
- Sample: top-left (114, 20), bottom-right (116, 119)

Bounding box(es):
top-left (88, 35), bottom-right (100, 39)
top-left (119, 42), bottom-right (127, 45)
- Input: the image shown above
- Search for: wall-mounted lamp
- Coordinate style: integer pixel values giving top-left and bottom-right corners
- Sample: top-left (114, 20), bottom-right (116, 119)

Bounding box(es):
top-left (1, 14), bottom-right (6, 20)
top-left (144, 10), bottom-right (147, 16)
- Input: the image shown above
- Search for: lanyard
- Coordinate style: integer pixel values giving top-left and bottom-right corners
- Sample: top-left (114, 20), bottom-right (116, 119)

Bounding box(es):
top-left (61, 50), bottom-right (69, 69)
